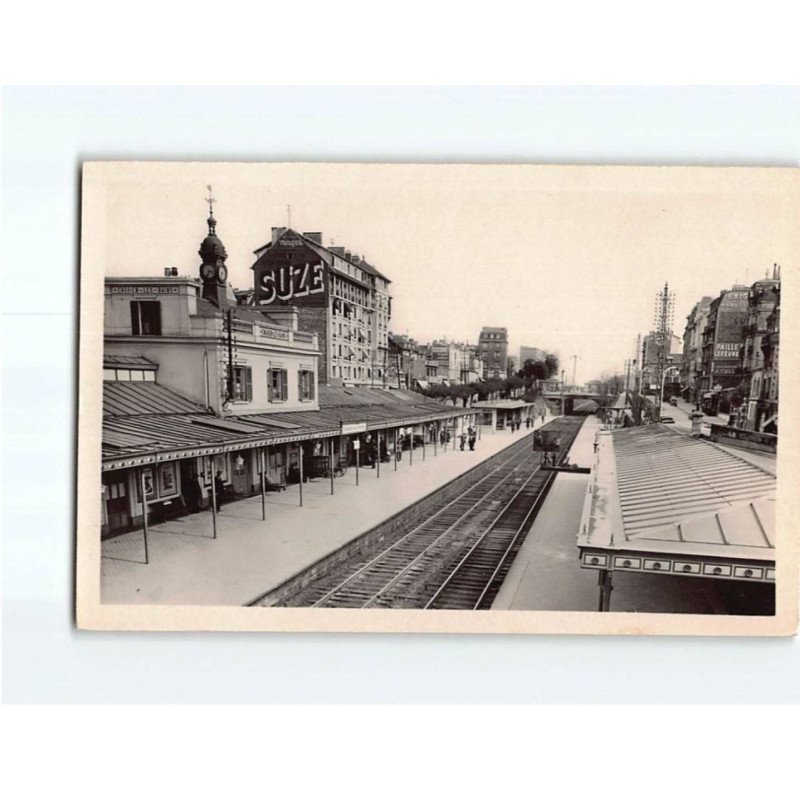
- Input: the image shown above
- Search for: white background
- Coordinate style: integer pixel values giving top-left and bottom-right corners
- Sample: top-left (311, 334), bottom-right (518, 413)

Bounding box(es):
top-left (2, 2), bottom-right (800, 796)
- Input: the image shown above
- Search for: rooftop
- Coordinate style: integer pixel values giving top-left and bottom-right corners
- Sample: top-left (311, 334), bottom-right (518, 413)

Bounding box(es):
top-left (578, 425), bottom-right (776, 565)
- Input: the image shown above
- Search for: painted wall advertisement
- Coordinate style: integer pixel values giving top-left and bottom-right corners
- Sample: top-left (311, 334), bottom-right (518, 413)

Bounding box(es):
top-left (253, 233), bottom-right (328, 306)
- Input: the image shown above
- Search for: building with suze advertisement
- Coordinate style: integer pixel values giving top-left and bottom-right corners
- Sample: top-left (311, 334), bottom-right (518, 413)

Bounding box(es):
top-left (250, 228), bottom-right (392, 387)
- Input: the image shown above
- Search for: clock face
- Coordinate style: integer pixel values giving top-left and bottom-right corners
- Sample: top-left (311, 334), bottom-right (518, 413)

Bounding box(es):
top-left (217, 265), bottom-right (228, 283)
top-left (201, 263), bottom-right (215, 280)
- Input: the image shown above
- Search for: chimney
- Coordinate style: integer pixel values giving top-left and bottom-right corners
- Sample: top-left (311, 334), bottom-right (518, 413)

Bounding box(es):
top-left (351, 254), bottom-right (361, 265)
top-left (344, 250), bottom-right (352, 261)
top-left (303, 232), bottom-right (322, 245)
top-left (164, 267), bottom-right (171, 277)
top-left (329, 246), bottom-right (345, 256)
top-left (271, 226), bottom-right (286, 243)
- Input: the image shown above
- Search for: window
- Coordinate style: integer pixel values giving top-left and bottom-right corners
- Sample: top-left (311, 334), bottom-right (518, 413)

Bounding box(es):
top-left (130, 301), bottom-right (162, 335)
top-left (298, 370), bottom-right (315, 401)
top-left (231, 365), bottom-right (253, 401)
top-left (268, 368), bottom-right (288, 402)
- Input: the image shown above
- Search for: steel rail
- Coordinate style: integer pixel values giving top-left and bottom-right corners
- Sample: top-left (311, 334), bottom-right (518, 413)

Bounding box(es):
top-left (469, 470), bottom-right (556, 609)
top-left (426, 421), bottom-right (580, 610)
top-left (360, 449), bottom-right (547, 608)
top-left (422, 463), bottom-right (551, 609)
top-left (309, 435), bottom-right (536, 608)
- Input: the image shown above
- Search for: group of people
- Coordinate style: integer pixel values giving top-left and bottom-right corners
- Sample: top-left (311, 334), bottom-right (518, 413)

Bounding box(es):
top-left (458, 427), bottom-right (478, 452)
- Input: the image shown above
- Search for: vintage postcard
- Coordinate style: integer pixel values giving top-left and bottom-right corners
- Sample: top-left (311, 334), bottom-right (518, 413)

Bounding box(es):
top-left (76, 162), bottom-right (799, 634)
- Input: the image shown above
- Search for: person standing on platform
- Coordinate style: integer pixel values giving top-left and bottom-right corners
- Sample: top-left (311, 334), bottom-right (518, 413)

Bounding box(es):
top-left (459, 432), bottom-right (467, 451)
top-left (468, 431), bottom-right (476, 451)
top-left (214, 470), bottom-right (225, 512)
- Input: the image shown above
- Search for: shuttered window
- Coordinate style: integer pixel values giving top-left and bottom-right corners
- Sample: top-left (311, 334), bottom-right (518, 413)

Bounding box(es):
top-left (267, 368), bottom-right (288, 402)
top-left (232, 365), bottom-right (252, 401)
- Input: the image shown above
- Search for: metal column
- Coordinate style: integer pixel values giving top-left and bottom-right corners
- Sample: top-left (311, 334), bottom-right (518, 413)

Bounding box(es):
top-left (208, 457), bottom-right (217, 540)
top-left (260, 448), bottom-right (266, 521)
top-left (376, 430), bottom-right (381, 478)
top-left (598, 569), bottom-right (613, 612)
top-left (298, 445), bottom-right (304, 507)
top-left (329, 438), bottom-right (335, 495)
top-left (139, 468), bottom-right (150, 564)
top-left (393, 429), bottom-right (398, 471)
top-left (356, 440), bottom-right (360, 485)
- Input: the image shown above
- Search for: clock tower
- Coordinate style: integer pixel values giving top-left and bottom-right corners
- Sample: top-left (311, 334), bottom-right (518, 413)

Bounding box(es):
top-left (198, 186), bottom-right (229, 308)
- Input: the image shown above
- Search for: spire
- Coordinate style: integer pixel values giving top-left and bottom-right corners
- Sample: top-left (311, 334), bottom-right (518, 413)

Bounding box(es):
top-left (206, 185), bottom-right (217, 235)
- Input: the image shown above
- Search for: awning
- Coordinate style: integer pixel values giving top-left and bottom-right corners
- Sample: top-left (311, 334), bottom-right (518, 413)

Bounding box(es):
top-left (577, 425), bottom-right (776, 584)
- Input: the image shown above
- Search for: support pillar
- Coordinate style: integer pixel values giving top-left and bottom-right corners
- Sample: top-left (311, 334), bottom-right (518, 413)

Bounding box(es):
top-left (356, 440), bottom-right (360, 485)
top-left (376, 430), bottom-right (381, 478)
top-left (598, 569), bottom-right (613, 612)
top-left (298, 444), bottom-right (304, 507)
top-left (208, 457), bottom-right (217, 540)
top-left (139, 468), bottom-right (150, 564)
top-left (260, 448), bottom-right (266, 521)
top-left (393, 429), bottom-right (398, 471)
top-left (329, 438), bottom-right (335, 495)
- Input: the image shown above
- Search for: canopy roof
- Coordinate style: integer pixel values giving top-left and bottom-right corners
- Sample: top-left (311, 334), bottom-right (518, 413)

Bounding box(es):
top-left (578, 425), bottom-right (776, 582)
top-left (102, 383), bottom-right (470, 471)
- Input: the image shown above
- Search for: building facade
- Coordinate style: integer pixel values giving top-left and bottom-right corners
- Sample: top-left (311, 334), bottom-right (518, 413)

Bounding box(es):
top-left (700, 286), bottom-right (750, 394)
top-left (740, 273), bottom-right (780, 430)
top-left (639, 330), bottom-right (681, 393)
top-left (477, 327), bottom-right (508, 379)
top-left (680, 296), bottom-right (713, 404)
top-left (758, 284), bottom-right (780, 433)
top-left (249, 228), bottom-right (392, 387)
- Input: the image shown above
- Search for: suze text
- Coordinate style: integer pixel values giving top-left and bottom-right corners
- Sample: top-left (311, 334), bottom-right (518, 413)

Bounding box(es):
top-left (258, 263), bottom-right (325, 304)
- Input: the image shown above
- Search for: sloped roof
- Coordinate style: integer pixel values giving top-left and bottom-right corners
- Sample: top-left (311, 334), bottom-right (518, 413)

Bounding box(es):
top-left (103, 355), bottom-right (158, 369)
top-left (103, 382), bottom-right (206, 417)
top-left (102, 382), bottom-right (466, 469)
top-left (578, 425), bottom-right (776, 564)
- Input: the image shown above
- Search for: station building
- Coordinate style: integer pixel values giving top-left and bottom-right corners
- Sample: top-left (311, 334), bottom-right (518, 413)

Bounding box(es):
top-left (101, 208), bottom-right (477, 538)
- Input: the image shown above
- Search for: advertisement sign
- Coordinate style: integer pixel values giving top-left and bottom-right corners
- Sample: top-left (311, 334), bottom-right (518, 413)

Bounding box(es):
top-left (253, 233), bottom-right (328, 306)
top-left (341, 422), bottom-right (368, 435)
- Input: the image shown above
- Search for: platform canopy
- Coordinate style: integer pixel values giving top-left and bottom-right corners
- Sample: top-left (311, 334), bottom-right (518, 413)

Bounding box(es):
top-left (577, 425), bottom-right (776, 584)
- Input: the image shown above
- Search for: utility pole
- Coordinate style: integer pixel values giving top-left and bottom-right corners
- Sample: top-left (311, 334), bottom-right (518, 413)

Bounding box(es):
top-left (654, 283), bottom-right (676, 418)
top-left (571, 354), bottom-right (579, 387)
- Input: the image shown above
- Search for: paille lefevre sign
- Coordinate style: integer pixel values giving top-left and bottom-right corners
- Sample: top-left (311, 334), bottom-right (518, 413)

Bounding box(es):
top-left (253, 232), bottom-right (328, 306)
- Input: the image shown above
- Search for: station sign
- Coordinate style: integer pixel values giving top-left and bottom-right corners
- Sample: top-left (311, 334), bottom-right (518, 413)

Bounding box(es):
top-left (341, 421), bottom-right (368, 435)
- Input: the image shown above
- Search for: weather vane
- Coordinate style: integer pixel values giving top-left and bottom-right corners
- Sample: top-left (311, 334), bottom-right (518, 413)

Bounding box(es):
top-left (206, 185), bottom-right (215, 217)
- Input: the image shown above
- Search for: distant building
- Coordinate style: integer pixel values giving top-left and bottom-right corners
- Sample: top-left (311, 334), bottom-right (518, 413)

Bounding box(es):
top-left (740, 270), bottom-right (780, 430)
top-left (639, 330), bottom-right (682, 393)
top-left (681, 296), bottom-right (713, 404)
top-left (477, 327), bottom-right (508, 379)
top-left (519, 346), bottom-right (545, 365)
top-left (700, 286), bottom-right (750, 394)
top-left (248, 227), bottom-right (392, 387)
top-left (759, 283), bottom-right (780, 433)
top-left (386, 334), bottom-right (427, 389)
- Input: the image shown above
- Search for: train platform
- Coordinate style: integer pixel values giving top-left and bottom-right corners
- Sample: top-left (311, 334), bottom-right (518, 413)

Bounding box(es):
top-left (101, 413), bottom-right (552, 606)
top-left (492, 416), bottom-right (743, 613)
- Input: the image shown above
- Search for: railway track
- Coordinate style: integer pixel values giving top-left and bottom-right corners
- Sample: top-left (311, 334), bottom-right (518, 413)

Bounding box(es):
top-left (249, 417), bottom-right (585, 609)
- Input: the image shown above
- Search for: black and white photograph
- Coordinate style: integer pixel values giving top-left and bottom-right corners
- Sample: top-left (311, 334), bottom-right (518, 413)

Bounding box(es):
top-left (76, 161), bottom-right (798, 633)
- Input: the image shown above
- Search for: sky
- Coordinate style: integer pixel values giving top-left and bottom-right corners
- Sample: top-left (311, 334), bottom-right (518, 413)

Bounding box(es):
top-left (95, 162), bottom-right (798, 385)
